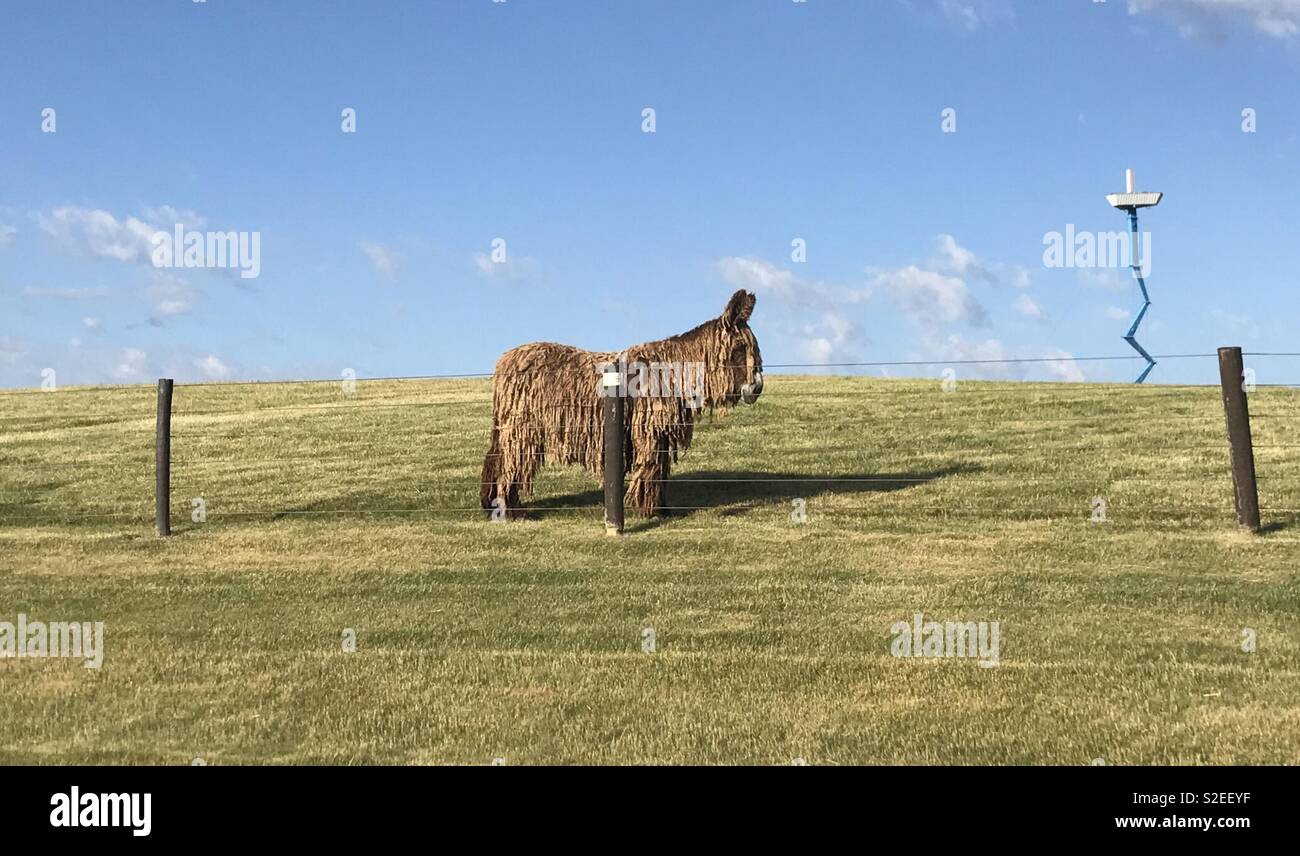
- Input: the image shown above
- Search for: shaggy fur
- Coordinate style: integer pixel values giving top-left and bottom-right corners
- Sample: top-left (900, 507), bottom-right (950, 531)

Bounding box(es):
top-left (481, 290), bottom-right (763, 517)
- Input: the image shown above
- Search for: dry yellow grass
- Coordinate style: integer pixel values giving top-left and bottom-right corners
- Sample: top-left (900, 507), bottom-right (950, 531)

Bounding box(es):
top-left (1, 375), bottom-right (1297, 764)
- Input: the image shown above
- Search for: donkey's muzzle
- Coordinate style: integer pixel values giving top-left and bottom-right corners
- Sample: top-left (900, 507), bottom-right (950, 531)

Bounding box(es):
top-left (740, 371), bottom-right (763, 405)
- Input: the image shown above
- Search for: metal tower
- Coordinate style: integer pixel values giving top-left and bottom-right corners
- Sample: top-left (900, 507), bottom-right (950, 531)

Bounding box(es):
top-left (1105, 168), bottom-right (1163, 383)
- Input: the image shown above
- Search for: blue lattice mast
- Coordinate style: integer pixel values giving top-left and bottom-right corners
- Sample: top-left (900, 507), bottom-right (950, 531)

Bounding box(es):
top-left (1105, 168), bottom-right (1163, 383)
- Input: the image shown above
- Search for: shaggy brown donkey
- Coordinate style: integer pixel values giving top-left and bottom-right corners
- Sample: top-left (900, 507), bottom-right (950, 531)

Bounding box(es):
top-left (481, 289), bottom-right (763, 518)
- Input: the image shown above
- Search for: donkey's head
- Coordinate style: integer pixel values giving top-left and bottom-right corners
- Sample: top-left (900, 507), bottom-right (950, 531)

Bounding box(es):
top-left (716, 289), bottom-right (763, 406)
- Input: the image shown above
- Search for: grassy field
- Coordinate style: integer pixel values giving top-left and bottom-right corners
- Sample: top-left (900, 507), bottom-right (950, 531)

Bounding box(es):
top-left (1, 374), bottom-right (1298, 765)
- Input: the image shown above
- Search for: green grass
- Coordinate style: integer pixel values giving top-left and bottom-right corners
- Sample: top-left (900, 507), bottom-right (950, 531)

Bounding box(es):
top-left (1, 375), bottom-right (1298, 765)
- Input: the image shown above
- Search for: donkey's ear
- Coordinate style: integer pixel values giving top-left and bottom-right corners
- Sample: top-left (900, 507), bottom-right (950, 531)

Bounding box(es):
top-left (722, 289), bottom-right (756, 327)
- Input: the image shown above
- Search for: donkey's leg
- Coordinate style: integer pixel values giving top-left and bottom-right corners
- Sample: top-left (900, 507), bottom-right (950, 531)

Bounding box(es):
top-left (655, 439), bottom-right (673, 515)
top-left (626, 434), bottom-right (669, 517)
top-left (484, 413), bottom-right (540, 520)
top-left (498, 434), bottom-right (542, 520)
top-left (481, 425), bottom-right (502, 513)
top-left (504, 482), bottom-right (524, 519)
top-left (624, 437), bottom-right (651, 517)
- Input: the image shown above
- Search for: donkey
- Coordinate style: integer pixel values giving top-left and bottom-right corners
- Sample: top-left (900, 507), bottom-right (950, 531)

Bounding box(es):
top-left (481, 289), bottom-right (763, 517)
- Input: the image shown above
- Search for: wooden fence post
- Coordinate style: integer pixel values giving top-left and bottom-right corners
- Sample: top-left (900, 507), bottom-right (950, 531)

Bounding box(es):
top-left (1217, 347), bottom-right (1261, 532)
top-left (156, 378), bottom-right (173, 537)
top-left (602, 368), bottom-right (625, 536)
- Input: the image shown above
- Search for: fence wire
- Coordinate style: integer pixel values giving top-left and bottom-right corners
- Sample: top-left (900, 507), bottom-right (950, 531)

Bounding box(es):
top-left (2, 352), bottom-right (1298, 527)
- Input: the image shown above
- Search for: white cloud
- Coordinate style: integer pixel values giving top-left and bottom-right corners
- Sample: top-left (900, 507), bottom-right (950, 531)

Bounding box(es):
top-left (1105, 305), bottom-right (1132, 321)
top-left (33, 206), bottom-right (223, 293)
top-left (874, 264), bottom-right (990, 328)
top-left (930, 334), bottom-right (1019, 378)
top-left (36, 206), bottom-right (160, 264)
top-left (715, 256), bottom-right (869, 310)
top-left (1041, 348), bottom-right (1086, 382)
top-left (1012, 292), bottom-right (1046, 320)
top-left (140, 205), bottom-right (206, 229)
top-left (0, 224), bottom-right (15, 247)
top-left (473, 252), bottom-right (539, 283)
top-left (113, 347), bottom-right (148, 380)
top-left (716, 256), bottom-right (803, 302)
top-left (19, 238), bottom-right (202, 326)
top-left (1078, 268), bottom-right (1131, 292)
top-left (929, 334), bottom-right (1086, 381)
top-left (21, 286), bottom-right (111, 299)
top-left (797, 337), bottom-right (834, 364)
top-left (934, 233), bottom-right (992, 283)
top-left (934, 0), bottom-right (1015, 30)
top-left (930, 0), bottom-right (1299, 42)
top-left (715, 237), bottom-right (1071, 374)
top-left (196, 354), bottom-right (234, 380)
top-left (716, 237), bottom-right (1011, 364)
top-left (81, 317), bottom-right (100, 329)
top-left (1127, 0), bottom-right (1300, 40)
top-left (360, 241), bottom-right (398, 278)
top-left (1210, 308), bottom-right (1261, 339)
top-left (145, 270), bottom-right (196, 324)
top-left (794, 312), bottom-right (868, 365)
top-left (0, 340), bottom-right (256, 388)
top-left (0, 337), bottom-right (25, 367)
top-left (715, 257), bottom-right (870, 364)
top-left (155, 300), bottom-right (190, 316)
top-left (933, 233), bottom-right (1030, 288)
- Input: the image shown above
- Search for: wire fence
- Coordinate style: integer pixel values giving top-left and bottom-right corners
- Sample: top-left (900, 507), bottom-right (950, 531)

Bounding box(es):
top-left (1, 351), bottom-right (1298, 528)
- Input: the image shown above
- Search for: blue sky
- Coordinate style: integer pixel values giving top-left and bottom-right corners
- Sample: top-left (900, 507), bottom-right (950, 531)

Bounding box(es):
top-left (1, 0), bottom-right (1297, 388)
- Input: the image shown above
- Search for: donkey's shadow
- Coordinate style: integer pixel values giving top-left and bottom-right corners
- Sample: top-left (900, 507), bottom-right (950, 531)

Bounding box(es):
top-left (533, 463), bottom-right (978, 527)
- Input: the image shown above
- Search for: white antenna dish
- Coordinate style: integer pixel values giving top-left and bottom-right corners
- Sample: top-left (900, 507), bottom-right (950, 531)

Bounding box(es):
top-left (1106, 168), bottom-right (1162, 210)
